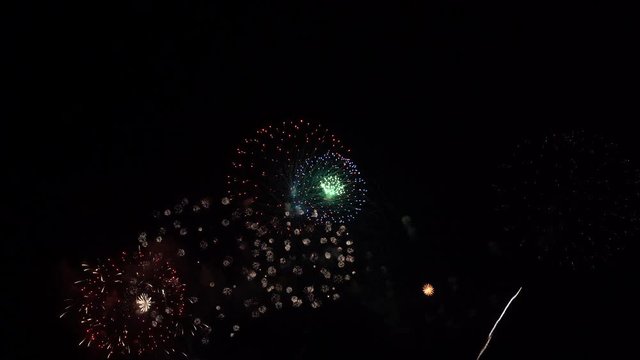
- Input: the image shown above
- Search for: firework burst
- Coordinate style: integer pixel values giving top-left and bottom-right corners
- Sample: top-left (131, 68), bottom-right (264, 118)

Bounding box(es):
top-left (226, 119), bottom-right (350, 218)
top-left (63, 250), bottom-right (202, 358)
top-left (291, 151), bottom-right (366, 223)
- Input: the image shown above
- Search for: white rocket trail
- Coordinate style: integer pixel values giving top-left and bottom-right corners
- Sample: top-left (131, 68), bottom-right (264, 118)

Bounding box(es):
top-left (476, 286), bottom-right (522, 360)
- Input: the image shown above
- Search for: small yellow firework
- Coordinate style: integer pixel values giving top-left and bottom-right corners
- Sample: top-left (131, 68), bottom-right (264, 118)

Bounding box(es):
top-left (422, 283), bottom-right (435, 296)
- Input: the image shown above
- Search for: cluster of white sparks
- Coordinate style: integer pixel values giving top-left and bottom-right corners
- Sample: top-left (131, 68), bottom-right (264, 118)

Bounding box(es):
top-left (136, 293), bottom-right (153, 314)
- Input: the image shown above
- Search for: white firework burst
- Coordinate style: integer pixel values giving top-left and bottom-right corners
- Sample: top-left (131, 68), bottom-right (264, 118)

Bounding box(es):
top-left (136, 293), bottom-right (153, 314)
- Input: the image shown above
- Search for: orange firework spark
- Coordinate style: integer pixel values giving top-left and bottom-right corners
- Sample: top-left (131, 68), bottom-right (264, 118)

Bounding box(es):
top-left (422, 283), bottom-right (435, 296)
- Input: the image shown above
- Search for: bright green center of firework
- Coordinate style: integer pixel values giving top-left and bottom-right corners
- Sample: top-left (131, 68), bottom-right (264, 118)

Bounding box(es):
top-left (319, 175), bottom-right (345, 199)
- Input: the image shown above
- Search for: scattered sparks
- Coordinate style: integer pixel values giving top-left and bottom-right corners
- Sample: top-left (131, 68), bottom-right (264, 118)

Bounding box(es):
top-left (66, 251), bottom-right (190, 357)
top-left (496, 130), bottom-right (640, 269)
top-left (221, 197), bottom-right (357, 314)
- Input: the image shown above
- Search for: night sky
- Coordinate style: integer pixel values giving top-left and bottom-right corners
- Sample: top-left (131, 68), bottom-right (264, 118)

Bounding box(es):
top-left (4, 1), bottom-right (639, 359)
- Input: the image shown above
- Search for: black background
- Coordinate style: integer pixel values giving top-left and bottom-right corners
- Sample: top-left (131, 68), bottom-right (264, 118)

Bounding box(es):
top-left (4, 0), bottom-right (639, 359)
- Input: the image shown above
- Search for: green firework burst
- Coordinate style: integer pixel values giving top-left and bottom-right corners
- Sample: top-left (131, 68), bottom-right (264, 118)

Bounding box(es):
top-left (290, 151), bottom-right (366, 223)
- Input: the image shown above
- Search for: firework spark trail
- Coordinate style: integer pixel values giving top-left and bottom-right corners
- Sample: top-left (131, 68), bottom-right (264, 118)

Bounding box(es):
top-left (476, 286), bottom-right (522, 360)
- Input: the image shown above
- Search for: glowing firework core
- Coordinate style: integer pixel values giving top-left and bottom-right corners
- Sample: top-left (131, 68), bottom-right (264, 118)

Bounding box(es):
top-left (422, 283), bottom-right (435, 296)
top-left (320, 175), bottom-right (345, 200)
top-left (136, 293), bottom-right (153, 314)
